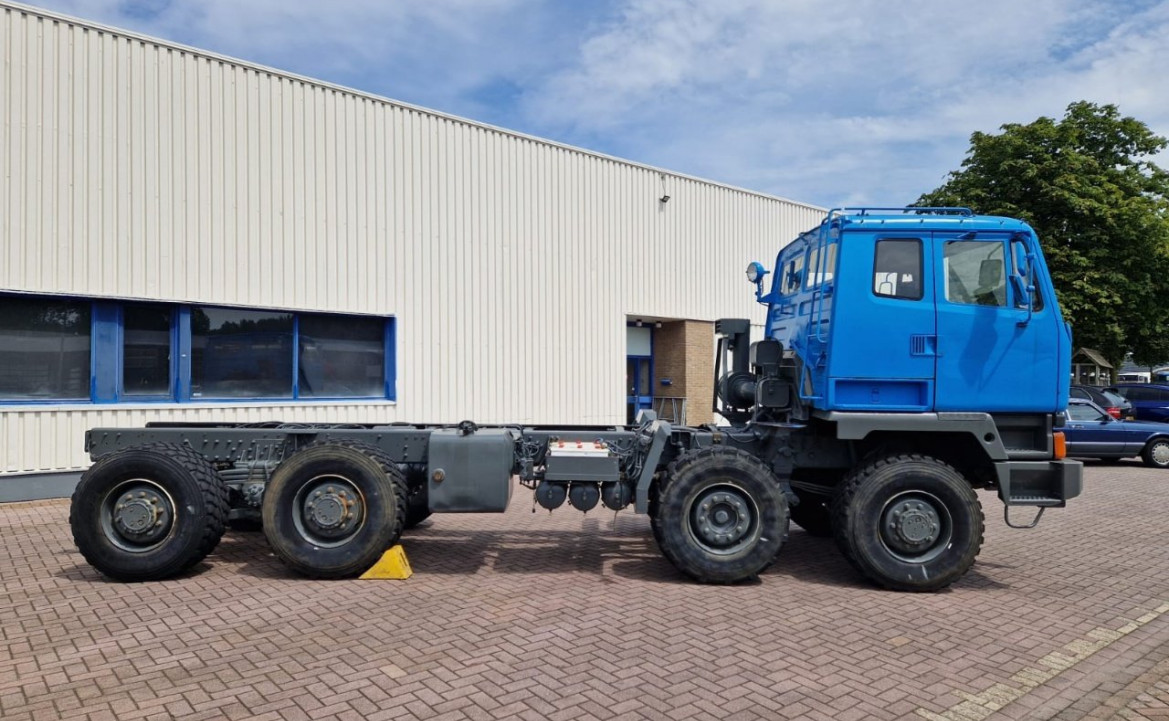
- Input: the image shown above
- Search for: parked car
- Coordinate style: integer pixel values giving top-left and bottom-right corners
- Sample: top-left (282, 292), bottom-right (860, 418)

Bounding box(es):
top-left (1070, 385), bottom-right (1134, 420)
top-left (1105, 384), bottom-right (1169, 423)
top-left (1064, 398), bottom-right (1169, 467)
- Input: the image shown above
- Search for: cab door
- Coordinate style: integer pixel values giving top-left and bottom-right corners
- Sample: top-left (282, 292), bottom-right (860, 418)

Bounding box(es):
top-left (932, 232), bottom-right (1058, 411)
top-left (826, 233), bottom-right (936, 411)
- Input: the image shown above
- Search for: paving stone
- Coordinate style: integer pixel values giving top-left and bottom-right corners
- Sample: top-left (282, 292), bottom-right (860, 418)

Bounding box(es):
top-left (2, 464), bottom-right (1169, 720)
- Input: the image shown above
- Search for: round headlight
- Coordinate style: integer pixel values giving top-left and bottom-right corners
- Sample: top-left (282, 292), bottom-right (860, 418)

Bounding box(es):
top-left (746, 261), bottom-right (765, 283)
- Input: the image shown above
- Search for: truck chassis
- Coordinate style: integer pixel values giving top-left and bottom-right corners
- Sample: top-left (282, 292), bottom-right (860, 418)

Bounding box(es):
top-left (74, 403), bottom-right (1078, 592)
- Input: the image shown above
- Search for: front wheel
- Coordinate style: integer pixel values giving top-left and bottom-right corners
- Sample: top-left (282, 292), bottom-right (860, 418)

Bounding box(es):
top-left (70, 443), bottom-right (229, 581)
top-left (262, 441), bottom-right (407, 578)
top-left (1141, 438), bottom-right (1169, 469)
top-left (832, 454), bottom-right (983, 592)
top-left (653, 447), bottom-right (788, 583)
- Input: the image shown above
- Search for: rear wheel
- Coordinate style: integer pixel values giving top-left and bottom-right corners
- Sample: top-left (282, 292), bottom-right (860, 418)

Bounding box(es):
top-left (653, 447), bottom-right (788, 583)
top-left (70, 443), bottom-right (229, 581)
top-left (1141, 438), bottom-right (1169, 469)
top-left (832, 454), bottom-right (983, 592)
top-left (262, 441), bottom-right (408, 578)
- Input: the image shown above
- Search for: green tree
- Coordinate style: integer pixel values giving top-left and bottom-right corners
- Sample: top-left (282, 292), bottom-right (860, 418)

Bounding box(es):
top-left (916, 101), bottom-right (1169, 368)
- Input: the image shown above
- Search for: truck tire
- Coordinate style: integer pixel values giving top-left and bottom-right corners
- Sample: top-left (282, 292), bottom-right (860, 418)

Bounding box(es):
top-left (70, 443), bottom-right (229, 582)
top-left (832, 454), bottom-right (984, 592)
top-left (653, 447), bottom-right (789, 583)
top-left (1140, 438), bottom-right (1169, 469)
top-left (789, 490), bottom-right (833, 537)
top-left (262, 441), bottom-right (408, 578)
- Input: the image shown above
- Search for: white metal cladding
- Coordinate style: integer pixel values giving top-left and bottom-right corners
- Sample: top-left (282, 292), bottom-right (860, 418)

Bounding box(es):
top-left (0, 2), bottom-right (825, 476)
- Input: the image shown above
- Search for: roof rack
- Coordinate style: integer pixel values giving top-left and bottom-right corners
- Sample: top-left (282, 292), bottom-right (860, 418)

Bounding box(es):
top-left (827, 206), bottom-right (974, 219)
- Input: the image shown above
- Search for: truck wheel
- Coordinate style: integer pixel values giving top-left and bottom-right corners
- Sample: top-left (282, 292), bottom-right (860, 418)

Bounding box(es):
top-left (789, 491), bottom-right (833, 537)
top-left (654, 447), bottom-right (789, 583)
top-left (832, 454), bottom-right (983, 592)
top-left (262, 441), bottom-right (407, 578)
top-left (70, 443), bottom-right (229, 581)
top-left (1141, 438), bottom-right (1169, 469)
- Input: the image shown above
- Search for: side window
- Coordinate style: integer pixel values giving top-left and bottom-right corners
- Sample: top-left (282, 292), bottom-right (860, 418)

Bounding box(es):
top-left (944, 241), bottom-right (1006, 306)
top-left (781, 252), bottom-right (806, 295)
top-left (872, 239), bottom-right (922, 300)
top-left (805, 243), bottom-right (838, 289)
top-left (1125, 387), bottom-right (1150, 401)
top-left (1068, 404), bottom-right (1106, 421)
top-left (1069, 388), bottom-right (1087, 400)
top-left (1011, 240), bottom-right (1044, 311)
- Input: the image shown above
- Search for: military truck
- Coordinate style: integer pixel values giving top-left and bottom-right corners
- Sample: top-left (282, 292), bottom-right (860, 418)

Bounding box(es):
top-left (71, 207), bottom-right (1081, 591)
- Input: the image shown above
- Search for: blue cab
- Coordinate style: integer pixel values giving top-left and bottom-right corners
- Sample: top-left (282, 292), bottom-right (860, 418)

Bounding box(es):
top-left (758, 208), bottom-right (1070, 414)
top-left (1065, 398), bottom-right (1169, 467)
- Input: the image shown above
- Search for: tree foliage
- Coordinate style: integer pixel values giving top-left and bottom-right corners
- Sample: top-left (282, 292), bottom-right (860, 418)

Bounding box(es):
top-left (916, 102), bottom-right (1169, 367)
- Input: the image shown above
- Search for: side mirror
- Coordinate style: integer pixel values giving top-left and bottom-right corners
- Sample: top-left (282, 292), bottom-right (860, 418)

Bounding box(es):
top-left (1010, 274), bottom-right (1034, 326)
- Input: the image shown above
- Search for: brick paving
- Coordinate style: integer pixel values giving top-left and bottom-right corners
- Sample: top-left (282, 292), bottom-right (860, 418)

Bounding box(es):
top-left (2, 460), bottom-right (1169, 721)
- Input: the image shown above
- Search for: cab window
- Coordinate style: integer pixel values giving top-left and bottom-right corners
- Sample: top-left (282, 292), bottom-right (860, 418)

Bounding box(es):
top-left (780, 252), bottom-right (806, 296)
top-left (806, 243), bottom-right (837, 289)
top-left (944, 241), bottom-right (1005, 306)
top-left (872, 239), bottom-right (922, 300)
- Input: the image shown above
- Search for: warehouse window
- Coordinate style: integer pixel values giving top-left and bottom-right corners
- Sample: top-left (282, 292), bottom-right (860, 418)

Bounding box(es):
top-left (192, 308), bottom-right (295, 399)
top-left (0, 297), bottom-right (92, 400)
top-left (0, 293), bottom-right (395, 404)
top-left (299, 314), bottom-right (386, 398)
top-left (123, 305), bottom-right (174, 397)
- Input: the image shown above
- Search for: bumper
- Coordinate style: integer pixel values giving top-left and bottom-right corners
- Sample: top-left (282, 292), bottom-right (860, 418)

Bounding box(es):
top-left (994, 459), bottom-right (1083, 507)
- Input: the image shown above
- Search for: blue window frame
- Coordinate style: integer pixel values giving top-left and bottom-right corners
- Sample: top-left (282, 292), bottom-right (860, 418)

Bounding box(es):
top-left (0, 292), bottom-right (396, 404)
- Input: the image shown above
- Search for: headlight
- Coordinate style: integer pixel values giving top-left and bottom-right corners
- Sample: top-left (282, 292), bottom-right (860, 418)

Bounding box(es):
top-left (746, 261), bottom-right (765, 283)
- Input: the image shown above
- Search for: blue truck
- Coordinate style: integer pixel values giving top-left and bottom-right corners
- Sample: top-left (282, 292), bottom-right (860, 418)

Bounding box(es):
top-left (71, 207), bottom-right (1081, 591)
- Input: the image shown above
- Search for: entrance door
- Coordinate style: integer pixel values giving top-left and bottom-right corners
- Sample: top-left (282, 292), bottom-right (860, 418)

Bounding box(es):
top-left (626, 324), bottom-right (654, 423)
top-left (932, 231), bottom-right (1058, 411)
top-left (627, 356), bottom-right (653, 424)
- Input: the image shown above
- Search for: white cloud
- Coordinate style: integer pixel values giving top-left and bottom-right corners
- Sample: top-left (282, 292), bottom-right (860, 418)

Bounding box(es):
top-left (21, 0), bottom-right (1169, 208)
top-left (522, 0), bottom-right (1169, 206)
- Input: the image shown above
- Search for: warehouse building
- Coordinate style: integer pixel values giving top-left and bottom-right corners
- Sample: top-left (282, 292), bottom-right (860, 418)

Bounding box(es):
top-left (0, 1), bottom-right (824, 500)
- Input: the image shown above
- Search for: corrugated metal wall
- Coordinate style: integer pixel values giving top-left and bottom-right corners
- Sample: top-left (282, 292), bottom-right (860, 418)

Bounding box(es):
top-left (0, 2), bottom-right (825, 475)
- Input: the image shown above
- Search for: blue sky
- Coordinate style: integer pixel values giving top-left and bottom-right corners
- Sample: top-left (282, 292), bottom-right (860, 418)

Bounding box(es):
top-left (24, 0), bottom-right (1169, 209)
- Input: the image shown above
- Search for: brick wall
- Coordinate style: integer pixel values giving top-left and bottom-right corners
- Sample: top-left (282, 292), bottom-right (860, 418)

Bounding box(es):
top-left (652, 320), bottom-right (714, 425)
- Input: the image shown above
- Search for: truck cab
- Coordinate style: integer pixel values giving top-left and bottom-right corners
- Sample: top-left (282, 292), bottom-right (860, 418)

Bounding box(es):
top-left (760, 208), bottom-right (1070, 415)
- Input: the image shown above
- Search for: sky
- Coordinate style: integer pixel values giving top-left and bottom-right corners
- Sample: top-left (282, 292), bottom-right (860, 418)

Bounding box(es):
top-left (21, 0), bottom-right (1169, 209)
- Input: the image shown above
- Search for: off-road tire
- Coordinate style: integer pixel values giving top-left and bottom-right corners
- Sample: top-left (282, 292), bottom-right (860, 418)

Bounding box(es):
top-left (1141, 438), bottom-right (1169, 469)
top-left (789, 490), bottom-right (833, 537)
top-left (70, 443), bottom-right (229, 581)
top-left (262, 441), bottom-right (408, 578)
top-left (653, 447), bottom-right (789, 583)
top-left (832, 453), bottom-right (983, 592)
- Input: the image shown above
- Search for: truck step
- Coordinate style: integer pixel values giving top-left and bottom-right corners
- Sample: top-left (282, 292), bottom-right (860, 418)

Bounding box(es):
top-left (1005, 495), bottom-right (1064, 507)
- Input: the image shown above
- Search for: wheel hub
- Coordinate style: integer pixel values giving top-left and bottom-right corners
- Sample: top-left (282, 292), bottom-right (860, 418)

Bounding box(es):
top-left (882, 498), bottom-right (942, 554)
top-left (102, 481), bottom-right (174, 550)
top-left (1153, 443), bottom-right (1169, 465)
top-left (297, 480), bottom-right (364, 543)
top-left (691, 489), bottom-right (754, 549)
